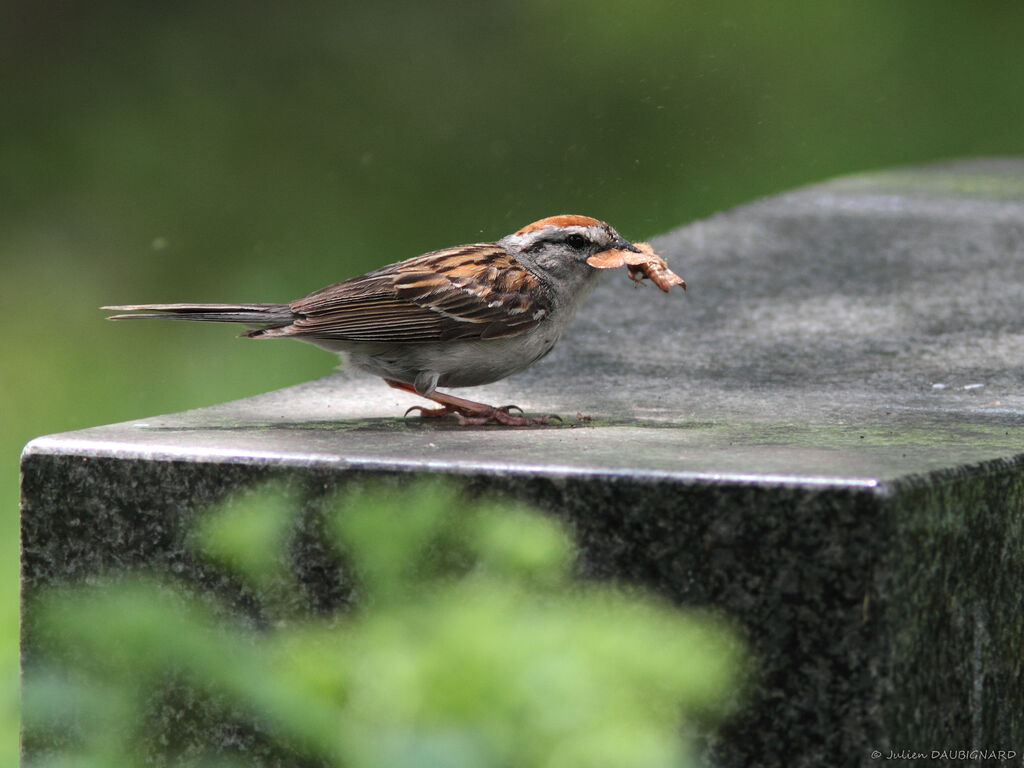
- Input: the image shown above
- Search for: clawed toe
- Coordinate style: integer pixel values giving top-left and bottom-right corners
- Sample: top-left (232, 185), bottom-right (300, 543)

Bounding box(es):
top-left (404, 404), bottom-right (455, 420)
top-left (453, 407), bottom-right (561, 427)
top-left (390, 379), bottom-right (559, 427)
top-left (408, 403), bottom-right (558, 427)
top-left (451, 406), bottom-right (525, 426)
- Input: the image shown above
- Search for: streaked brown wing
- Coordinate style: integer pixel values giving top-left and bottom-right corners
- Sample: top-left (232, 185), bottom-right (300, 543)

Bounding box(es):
top-left (282, 244), bottom-right (551, 343)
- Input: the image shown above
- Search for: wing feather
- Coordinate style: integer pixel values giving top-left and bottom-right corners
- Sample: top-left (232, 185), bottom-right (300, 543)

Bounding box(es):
top-left (259, 244), bottom-right (550, 344)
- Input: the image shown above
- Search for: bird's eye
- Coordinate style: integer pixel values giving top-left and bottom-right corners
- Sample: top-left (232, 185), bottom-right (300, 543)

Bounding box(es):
top-left (565, 233), bottom-right (589, 250)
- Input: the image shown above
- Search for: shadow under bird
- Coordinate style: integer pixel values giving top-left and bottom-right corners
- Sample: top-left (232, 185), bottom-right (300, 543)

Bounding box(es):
top-left (106, 215), bottom-right (684, 426)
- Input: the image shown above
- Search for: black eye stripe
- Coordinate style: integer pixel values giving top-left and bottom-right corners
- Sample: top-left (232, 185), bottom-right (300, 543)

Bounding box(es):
top-left (524, 231), bottom-right (592, 252)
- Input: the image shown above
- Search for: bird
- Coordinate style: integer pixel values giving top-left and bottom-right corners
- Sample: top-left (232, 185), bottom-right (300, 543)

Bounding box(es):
top-left (105, 215), bottom-right (684, 426)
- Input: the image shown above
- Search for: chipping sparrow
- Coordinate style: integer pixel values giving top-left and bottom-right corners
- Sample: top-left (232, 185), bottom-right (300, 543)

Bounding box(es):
top-left (106, 215), bottom-right (684, 426)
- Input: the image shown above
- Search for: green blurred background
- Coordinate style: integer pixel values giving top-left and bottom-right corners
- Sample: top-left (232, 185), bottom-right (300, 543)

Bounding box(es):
top-left (5, 0), bottom-right (1024, 761)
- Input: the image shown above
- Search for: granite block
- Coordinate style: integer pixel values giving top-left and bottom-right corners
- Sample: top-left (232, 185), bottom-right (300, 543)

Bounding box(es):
top-left (22, 158), bottom-right (1024, 766)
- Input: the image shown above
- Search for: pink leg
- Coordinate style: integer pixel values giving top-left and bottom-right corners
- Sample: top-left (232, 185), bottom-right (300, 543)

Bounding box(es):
top-left (385, 380), bottom-right (558, 426)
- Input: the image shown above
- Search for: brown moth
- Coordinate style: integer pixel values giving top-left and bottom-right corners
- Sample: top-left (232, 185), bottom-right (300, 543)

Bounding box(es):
top-left (586, 241), bottom-right (686, 292)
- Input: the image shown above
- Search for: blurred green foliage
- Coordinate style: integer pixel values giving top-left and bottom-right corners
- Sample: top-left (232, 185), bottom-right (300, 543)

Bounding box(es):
top-left (7, 3), bottom-right (1024, 762)
top-left (23, 481), bottom-right (743, 767)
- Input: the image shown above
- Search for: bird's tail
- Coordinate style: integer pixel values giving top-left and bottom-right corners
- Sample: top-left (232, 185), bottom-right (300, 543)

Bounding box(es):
top-left (103, 303), bottom-right (293, 329)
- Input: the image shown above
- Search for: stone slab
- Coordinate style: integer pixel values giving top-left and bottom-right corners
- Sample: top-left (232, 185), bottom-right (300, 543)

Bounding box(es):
top-left (21, 158), bottom-right (1024, 766)
top-left (24, 159), bottom-right (1024, 485)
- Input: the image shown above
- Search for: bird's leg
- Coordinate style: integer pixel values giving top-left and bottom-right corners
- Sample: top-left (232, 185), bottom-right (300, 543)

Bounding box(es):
top-left (386, 380), bottom-right (458, 419)
top-left (385, 380), bottom-right (555, 426)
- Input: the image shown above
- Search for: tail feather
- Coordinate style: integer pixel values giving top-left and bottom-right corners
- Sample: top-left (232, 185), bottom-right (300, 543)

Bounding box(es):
top-left (103, 303), bottom-right (293, 326)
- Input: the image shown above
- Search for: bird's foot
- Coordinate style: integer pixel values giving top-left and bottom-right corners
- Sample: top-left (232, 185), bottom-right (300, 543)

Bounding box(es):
top-left (406, 402), bottom-right (559, 427)
top-left (387, 379), bottom-right (560, 427)
top-left (450, 404), bottom-right (560, 427)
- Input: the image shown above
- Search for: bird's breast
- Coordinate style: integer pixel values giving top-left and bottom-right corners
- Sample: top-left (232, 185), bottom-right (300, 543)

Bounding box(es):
top-left (337, 327), bottom-right (561, 390)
